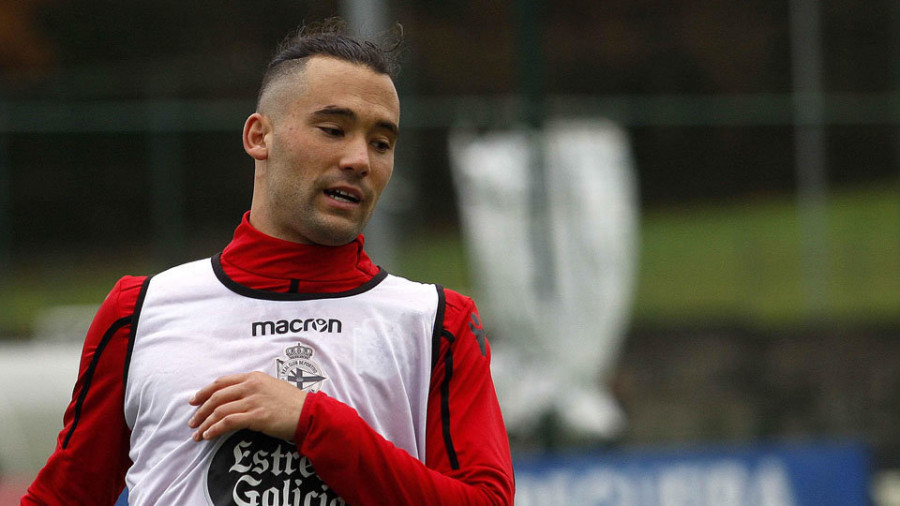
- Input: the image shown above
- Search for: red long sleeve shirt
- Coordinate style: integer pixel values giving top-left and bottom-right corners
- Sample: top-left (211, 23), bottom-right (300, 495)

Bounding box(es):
top-left (22, 213), bottom-right (514, 505)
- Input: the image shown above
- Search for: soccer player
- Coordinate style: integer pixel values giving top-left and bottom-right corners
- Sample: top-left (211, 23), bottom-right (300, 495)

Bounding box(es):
top-left (21, 19), bottom-right (514, 506)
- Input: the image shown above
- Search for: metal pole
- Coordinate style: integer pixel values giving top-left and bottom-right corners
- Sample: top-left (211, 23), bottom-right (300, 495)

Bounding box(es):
top-left (892, 0), bottom-right (900, 249)
top-left (790, 0), bottom-right (829, 322)
top-left (147, 101), bottom-right (186, 267)
top-left (514, 0), bottom-right (554, 302)
top-left (514, 0), bottom-right (562, 450)
top-left (340, 0), bottom-right (388, 39)
top-left (0, 133), bottom-right (10, 284)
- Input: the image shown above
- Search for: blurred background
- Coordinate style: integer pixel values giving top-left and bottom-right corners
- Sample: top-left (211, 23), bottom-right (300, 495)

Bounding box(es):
top-left (1, 0), bottom-right (898, 504)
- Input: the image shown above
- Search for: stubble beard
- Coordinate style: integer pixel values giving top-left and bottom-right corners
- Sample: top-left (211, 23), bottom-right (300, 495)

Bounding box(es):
top-left (279, 192), bottom-right (369, 246)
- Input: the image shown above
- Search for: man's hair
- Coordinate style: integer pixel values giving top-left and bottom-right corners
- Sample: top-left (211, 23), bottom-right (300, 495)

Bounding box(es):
top-left (256, 18), bottom-right (402, 110)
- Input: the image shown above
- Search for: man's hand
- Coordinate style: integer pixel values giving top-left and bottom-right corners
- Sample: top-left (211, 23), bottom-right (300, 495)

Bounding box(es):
top-left (188, 372), bottom-right (307, 442)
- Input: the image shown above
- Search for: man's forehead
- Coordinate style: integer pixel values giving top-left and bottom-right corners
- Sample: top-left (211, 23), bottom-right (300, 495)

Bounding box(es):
top-left (303, 56), bottom-right (394, 92)
top-left (260, 56), bottom-right (399, 121)
top-left (301, 61), bottom-right (399, 119)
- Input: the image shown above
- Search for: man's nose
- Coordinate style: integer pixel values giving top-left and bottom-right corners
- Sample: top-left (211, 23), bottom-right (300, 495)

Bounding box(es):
top-left (340, 136), bottom-right (370, 175)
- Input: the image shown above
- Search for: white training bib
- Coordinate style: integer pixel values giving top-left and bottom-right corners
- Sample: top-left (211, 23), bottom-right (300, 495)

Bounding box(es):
top-left (123, 256), bottom-right (439, 506)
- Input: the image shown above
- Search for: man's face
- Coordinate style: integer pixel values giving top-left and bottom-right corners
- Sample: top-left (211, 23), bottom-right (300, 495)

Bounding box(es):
top-left (248, 56), bottom-right (400, 246)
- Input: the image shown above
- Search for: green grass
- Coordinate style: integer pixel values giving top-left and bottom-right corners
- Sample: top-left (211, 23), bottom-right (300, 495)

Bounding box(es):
top-left (394, 230), bottom-right (472, 294)
top-left (635, 183), bottom-right (900, 327)
top-left (396, 182), bottom-right (900, 329)
top-left (0, 251), bottom-right (157, 338)
top-left (2, 183), bottom-right (898, 337)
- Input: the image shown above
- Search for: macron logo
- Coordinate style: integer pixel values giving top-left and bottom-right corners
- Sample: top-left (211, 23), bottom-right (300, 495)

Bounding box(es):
top-left (251, 318), bottom-right (342, 337)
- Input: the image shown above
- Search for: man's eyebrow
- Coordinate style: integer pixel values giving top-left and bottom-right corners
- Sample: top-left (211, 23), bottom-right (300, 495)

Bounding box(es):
top-left (312, 105), bottom-right (399, 137)
top-left (312, 105), bottom-right (355, 121)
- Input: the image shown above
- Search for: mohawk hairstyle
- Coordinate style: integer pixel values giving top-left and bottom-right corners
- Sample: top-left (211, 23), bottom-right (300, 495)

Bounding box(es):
top-left (256, 18), bottom-right (403, 110)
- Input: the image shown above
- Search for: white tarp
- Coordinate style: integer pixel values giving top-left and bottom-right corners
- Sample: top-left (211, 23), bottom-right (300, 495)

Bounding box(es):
top-left (449, 119), bottom-right (639, 440)
top-left (0, 304), bottom-right (93, 476)
top-left (0, 342), bottom-right (81, 475)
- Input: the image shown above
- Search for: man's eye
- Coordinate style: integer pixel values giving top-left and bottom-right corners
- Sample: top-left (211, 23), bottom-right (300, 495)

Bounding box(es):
top-left (372, 139), bottom-right (393, 152)
top-left (319, 126), bottom-right (343, 136)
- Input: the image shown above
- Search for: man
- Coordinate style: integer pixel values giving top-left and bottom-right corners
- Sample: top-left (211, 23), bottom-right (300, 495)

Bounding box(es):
top-left (22, 20), bottom-right (514, 506)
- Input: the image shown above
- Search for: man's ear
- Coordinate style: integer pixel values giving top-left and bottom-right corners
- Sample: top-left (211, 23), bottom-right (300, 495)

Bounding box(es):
top-left (243, 113), bottom-right (270, 160)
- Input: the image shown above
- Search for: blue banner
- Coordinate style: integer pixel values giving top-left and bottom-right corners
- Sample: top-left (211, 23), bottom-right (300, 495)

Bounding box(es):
top-left (514, 440), bottom-right (870, 506)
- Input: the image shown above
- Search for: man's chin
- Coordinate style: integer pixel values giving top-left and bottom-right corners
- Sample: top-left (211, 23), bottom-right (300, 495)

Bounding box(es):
top-left (307, 223), bottom-right (362, 247)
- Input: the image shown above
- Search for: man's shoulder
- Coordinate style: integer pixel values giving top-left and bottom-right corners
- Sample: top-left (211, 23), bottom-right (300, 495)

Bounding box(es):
top-left (435, 287), bottom-right (482, 339)
top-left (114, 274), bottom-right (150, 291)
top-left (377, 273), bottom-right (479, 323)
top-left (381, 274), bottom-right (475, 309)
top-left (435, 287), bottom-right (489, 358)
top-left (439, 287), bottom-right (476, 314)
top-left (105, 274), bottom-right (150, 307)
top-left (153, 257), bottom-right (215, 278)
top-left (104, 257), bottom-right (214, 309)
top-left (87, 274), bottom-right (151, 332)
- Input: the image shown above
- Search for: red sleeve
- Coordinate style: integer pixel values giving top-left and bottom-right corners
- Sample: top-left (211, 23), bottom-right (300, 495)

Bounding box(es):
top-left (294, 288), bottom-right (515, 506)
top-left (20, 276), bottom-right (148, 506)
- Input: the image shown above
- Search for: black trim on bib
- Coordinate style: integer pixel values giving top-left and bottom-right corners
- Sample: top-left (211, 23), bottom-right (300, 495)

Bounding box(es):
top-left (431, 286), bottom-right (459, 468)
top-left (431, 285), bottom-right (446, 371)
top-left (439, 329), bottom-right (460, 470)
top-left (123, 275), bottom-right (153, 394)
top-left (211, 253), bottom-right (389, 300)
top-left (63, 315), bottom-right (132, 449)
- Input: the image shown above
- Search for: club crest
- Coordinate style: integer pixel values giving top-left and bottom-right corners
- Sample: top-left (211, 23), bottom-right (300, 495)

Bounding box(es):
top-left (275, 343), bottom-right (328, 392)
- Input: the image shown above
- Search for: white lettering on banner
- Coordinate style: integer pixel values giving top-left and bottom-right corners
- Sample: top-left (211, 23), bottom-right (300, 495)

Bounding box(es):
top-left (578, 469), bottom-right (639, 504)
top-left (704, 462), bottom-right (748, 506)
top-left (755, 460), bottom-right (797, 506)
top-left (658, 464), bottom-right (697, 506)
top-left (515, 458), bottom-right (796, 506)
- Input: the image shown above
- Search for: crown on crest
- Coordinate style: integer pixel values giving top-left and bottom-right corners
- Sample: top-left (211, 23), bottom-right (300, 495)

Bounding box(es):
top-left (285, 344), bottom-right (313, 360)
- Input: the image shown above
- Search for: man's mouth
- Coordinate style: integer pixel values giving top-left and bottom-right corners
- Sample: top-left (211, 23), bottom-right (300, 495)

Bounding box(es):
top-left (324, 188), bottom-right (361, 204)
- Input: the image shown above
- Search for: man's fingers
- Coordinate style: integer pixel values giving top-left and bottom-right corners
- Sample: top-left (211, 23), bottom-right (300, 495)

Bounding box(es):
top-left (189, 373), bottom-right (251, 406)
top-left (194, 409), bottom-right (255, 441)
top-left (188, 382), bottom-right (248, 429)
top-left (191, 397), bottom-right (253, 440)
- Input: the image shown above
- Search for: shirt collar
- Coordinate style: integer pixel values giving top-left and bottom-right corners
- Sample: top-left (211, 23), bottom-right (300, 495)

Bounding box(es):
top-left (220, 211), bottom-right (377, 285)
